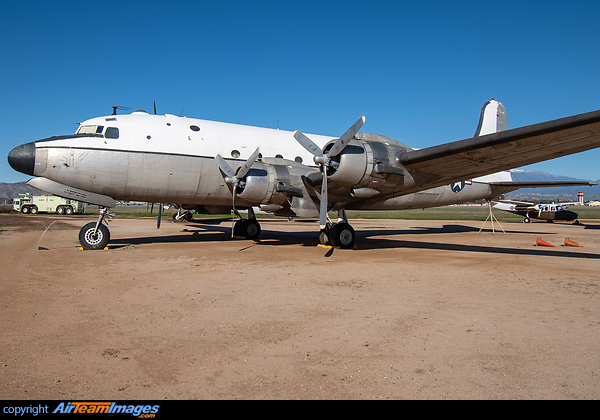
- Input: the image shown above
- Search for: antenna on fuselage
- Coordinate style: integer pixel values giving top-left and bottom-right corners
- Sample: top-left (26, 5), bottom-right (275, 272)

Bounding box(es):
top-left (111, 106), bottom-right (131, 115)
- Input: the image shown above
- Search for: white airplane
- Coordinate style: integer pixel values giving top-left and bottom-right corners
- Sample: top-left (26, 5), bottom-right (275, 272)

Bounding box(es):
top-left (492, 200), bottom-right (581, 223)
top-left (7, 99), bottom-right (600, 249)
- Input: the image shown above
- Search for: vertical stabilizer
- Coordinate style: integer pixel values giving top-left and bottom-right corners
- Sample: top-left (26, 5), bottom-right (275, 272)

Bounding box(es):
top-left (474, 99), bottom-right (507, 136)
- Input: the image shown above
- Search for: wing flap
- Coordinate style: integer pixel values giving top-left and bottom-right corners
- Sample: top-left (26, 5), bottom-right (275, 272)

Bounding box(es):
top-left (398, 109), bottom-right (600, 188)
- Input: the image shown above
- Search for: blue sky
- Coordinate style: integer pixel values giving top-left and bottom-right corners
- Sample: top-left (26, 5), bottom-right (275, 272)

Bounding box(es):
top-left (2, 0), bottom-right (600, 183)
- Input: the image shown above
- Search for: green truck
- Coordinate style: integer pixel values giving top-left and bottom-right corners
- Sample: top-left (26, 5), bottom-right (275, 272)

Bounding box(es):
top-left (13, 194), bottom-right (85, 215)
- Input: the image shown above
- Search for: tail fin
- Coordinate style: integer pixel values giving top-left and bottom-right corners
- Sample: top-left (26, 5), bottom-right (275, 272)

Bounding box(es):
top-left (474, 99), bottom-right (507, 136)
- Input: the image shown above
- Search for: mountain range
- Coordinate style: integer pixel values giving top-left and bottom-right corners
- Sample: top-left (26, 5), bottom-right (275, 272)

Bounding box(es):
top-left (1, 170), bottom-right (599, 203)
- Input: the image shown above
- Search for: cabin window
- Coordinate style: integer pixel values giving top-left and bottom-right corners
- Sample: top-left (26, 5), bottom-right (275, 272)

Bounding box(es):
top-left (190, 125), bottom-right (200, 132)
top-left (231, 150), bottom-right (240, 158)
top-left (295, 156), bottom-right (303, 163)
top-left (105, 127), bottom-right (119, 139)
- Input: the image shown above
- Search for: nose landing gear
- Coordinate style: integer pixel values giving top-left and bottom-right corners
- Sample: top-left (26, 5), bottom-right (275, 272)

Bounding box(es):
top-left (78, 206), bottom-right (114, 250)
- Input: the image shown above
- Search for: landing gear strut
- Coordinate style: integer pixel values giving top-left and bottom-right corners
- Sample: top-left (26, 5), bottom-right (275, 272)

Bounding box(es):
top-left (79, 206), bottom-right (114, 250)
top-left (173, 207), bottom-right (195, 222)
top-left (318, 209), bottom-right (355, 249)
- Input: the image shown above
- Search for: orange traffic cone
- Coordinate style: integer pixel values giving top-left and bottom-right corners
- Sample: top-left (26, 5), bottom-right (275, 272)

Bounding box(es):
top-left (564, 238), bottom-right (583, 247)
top-left (536, 238), bottom-right (555, 247)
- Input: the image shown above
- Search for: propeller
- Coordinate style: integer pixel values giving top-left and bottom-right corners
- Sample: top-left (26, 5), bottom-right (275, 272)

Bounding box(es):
top-left (215, 147), bottom-right (261, 236)
top-left (293, 116), bottom-right (365, 229)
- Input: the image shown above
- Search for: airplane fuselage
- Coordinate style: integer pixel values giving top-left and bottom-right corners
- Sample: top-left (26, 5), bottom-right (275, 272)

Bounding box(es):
top-left (12, 110), bottom-right (505, 217)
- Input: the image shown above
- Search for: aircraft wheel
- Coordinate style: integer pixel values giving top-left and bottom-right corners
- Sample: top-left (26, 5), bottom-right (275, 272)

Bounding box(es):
top-left (233, 219), bottom-right (245, 237)
top-left (328, 223), bottom-right (355, 249)
top-left (234, 219), bottom-right (261, 240)
top-left (319, 229), bottom-right (329, 245)
top-left (523, 217), bottom-right (531, 223)
top-left (79, 222), bottom-right (110, 250)
top-left (243, 219), bottom-right (261, 239)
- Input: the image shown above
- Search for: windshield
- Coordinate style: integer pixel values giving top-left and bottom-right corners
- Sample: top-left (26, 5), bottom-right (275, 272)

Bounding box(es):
top-left (75, 124), bottom-right (119, 139)
top-left (76, 125), bottom-right (104, 135)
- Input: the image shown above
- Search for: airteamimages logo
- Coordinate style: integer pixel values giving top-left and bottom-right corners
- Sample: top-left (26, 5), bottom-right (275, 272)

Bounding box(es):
top-left (52, 402), bottom-right (160, 417)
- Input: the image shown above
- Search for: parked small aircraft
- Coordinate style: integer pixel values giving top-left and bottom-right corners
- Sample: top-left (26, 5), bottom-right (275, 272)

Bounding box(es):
top-left (492, 200), bottom-right (582, 223)
top-left (7, 99), bottom-right (600, 249)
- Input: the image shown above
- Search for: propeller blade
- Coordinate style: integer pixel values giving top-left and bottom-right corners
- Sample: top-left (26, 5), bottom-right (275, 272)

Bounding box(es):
top-left (319, 166), bottom-right (328, 229)
top-left (231, 191), bottom-right (237, 238)
top-left (293, 130), bottom-right (324, 157)
top-left (215, 154), bottom-right (236, 179)
top-left (327, 115), bottom-right (365, 157)
top-left (236, 147), bottom-right (260, 179)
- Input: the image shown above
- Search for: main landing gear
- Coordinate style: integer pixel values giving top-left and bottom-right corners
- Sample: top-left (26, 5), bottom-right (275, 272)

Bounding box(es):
top-left (318, 209), bottom-right (356, 249)
top-left (78, 206), bottom-right (114, 250)
top-left (232, 207), bottom-right (261, 240)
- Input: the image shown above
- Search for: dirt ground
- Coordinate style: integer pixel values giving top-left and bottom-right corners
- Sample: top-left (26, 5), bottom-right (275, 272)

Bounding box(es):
top-left (1, 213), bottom-right (598, 400)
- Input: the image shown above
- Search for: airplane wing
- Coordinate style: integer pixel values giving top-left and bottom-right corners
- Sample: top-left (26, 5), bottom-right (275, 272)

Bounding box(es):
top-left (397, 109), bottom-right (600, 189)
top-left (485, 180), bottom-right (597, 197)
top-left (494, 199), bottom-right (535, 206)
top-left (486, 180), bottom-right (597, 188)
top-left (492, 200), bottom-right (537, 211)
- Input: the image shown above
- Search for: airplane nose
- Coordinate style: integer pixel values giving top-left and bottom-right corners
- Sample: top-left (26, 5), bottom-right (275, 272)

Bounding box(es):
top-left (7, 142), bottom-right (36, 176)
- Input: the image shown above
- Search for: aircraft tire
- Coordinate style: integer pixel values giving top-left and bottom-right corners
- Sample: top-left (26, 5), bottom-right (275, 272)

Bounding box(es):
top-left (242, 219), bottom-right (261, 240)
top-left (319, 229), bottom-right (329, 245)
top-left (233, 219), bottom-right (261, 240)
top-left (79, 222), bottom-right (110, 250)
top-left (328, 223), bottom-right (355, 249)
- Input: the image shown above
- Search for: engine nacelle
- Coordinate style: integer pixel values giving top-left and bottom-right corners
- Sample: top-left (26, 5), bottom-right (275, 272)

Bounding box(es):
top-left (235, 159), bottom-right (306, 207)
top-left (236, 166), bottom-right (281, 205)
top-left (326, 133), bottom-right (413, 192)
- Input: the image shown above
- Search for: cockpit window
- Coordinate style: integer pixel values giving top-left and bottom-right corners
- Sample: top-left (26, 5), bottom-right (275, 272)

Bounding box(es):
top-left (105, 127), bottom-right (119, 139)
top-left (78, 125), bottom-right (98, 134)
top-left (76, 125), bottom-right (105, 135)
